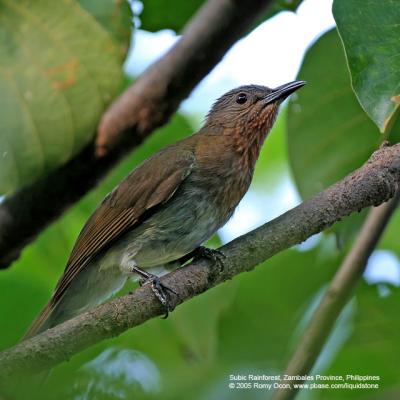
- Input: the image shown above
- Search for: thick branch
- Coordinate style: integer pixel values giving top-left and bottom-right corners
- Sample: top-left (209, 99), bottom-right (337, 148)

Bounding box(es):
top-left (0, 144), bottom-right (398, 380)
top-left (0, 0), bottom-right (274, 268)
top-left (272, 189), bottom-right (400, 400)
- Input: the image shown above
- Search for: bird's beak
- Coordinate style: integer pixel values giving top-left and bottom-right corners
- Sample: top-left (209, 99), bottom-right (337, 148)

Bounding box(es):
top-left (263, 80), bottom-right (306, 104)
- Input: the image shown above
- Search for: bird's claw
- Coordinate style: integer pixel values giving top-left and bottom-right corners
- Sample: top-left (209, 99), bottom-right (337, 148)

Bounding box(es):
top-left (194, 246), bottom-right (226, 271)
top-left (133, 267), bottom-right (177, 318)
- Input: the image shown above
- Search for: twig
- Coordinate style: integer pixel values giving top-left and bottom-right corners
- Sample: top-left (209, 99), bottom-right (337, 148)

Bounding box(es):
top-left (272, 189), bottom-right (400, 400)
top-left (0, 143), bottom-right (398, 380)
top-left (0, 0), bottom-right (274, 268)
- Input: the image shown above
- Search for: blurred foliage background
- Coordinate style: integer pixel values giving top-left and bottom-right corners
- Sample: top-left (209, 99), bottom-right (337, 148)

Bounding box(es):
top-left (0, 0), bottom-right (399, 399)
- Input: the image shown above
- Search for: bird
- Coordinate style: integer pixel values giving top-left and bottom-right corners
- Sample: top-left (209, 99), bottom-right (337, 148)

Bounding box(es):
top-left (24, 80), bottom-right (305, 340)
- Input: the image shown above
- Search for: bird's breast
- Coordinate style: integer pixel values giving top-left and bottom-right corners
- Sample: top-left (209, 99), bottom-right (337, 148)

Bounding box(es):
top-left (188, 160), bottom-right (252, 225)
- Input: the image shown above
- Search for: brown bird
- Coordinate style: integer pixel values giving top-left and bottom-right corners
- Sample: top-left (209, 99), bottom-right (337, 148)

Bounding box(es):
top-left (24, 80), bottom-right (305, 339)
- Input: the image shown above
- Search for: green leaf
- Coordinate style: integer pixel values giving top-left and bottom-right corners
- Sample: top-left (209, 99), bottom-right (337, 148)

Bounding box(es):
top-left (78, 0), bottom-right (133, 53)
top-left (140, 0), bottom-right (303, 33)
top-left (287, 29), bottom-right (400, 243)
top-left (333, 0), bottom-right (400, 132)
top-left (287, 28), bottom-right (400, 202)
top-left (140, 0), bottom-right (204, 32)
top-left (287, 29), bottom-right (384, 201)
top-left (0, 0), bottom-right (130, 194)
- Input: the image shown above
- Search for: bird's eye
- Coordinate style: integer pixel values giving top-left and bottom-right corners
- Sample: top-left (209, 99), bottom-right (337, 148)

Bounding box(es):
top-left (236, 93), bottom-right (248, 104)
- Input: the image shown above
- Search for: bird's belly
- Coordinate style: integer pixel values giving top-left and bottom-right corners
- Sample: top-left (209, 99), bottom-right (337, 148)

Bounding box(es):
top-left (103, 193), bottom-right (225, 270)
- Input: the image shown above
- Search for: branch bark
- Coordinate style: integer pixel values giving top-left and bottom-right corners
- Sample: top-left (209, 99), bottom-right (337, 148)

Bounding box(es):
top-left (272, 189), bottom-right (400, 400)
top-left (0, 143), bottom-right (399, 381)
top-left (0, 0), bottom-right (274, 268)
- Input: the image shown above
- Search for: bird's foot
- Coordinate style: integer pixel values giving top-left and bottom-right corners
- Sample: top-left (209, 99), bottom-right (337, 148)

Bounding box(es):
top-left (194, 246), bottom-right (226, 271)
top-left (131, 266), bottom-right (177, 318)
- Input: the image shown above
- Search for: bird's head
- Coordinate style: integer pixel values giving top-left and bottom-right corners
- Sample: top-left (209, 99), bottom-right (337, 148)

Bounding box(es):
top-left (205, 81), bottom-right (306, 138)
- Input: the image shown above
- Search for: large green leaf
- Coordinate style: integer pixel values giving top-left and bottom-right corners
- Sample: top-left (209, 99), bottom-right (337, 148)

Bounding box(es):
top-left (287, 30), bottom-right (381, 198)
top-left (287, 29), bottom-right (384, 201)
top-left (333, 0), bottom-right (400, 132)
top-left (140, 0), bottom-right (303, 33)
top-left (287, 29), bottom-right (400, 243)
top-left (78, 0), bottom-right (133, 53)
top-left (0, 0), bottom-right (130, 194)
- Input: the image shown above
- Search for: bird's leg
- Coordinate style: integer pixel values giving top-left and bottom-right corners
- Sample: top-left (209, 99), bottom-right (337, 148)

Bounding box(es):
top-left (129, 265), bottom-right (177, 318)
top-left (195, 246), bottom-right (226, 264)
top-left (190, 246), bottom-right (226, 271)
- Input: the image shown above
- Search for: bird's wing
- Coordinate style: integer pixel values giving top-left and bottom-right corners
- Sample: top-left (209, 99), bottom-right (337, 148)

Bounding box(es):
top-left (24, 149), bottom-right (195, 339)
top-left (56, 150), bottom-right (195, 301)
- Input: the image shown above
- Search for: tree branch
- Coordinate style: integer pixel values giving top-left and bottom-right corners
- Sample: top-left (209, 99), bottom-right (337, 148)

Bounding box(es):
top-left (272, 191), bottom-right (400, 400)
top-left (0, 0), bottom-right (274, 268)
top-left (0, 143), bottom-right (398, 380)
